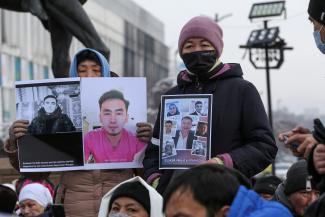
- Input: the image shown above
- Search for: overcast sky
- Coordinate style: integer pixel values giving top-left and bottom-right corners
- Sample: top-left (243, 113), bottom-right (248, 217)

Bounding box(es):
top-left (132, 0), bottom-right (324, 116)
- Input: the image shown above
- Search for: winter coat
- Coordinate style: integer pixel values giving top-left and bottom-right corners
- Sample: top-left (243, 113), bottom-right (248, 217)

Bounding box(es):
top-left (98, 176), bottom-right (164, 217)
top-left (228, 185), bottom-right (292, 217)
top-left (28, 107), bottom-right (76, 135)
top-left (273, 183), bottom-right (300, 217)
top-left (5, 140), bottom-right (134, 217)
top-left (56, 170), bottom-right (133, 217)
top-left (143, 63), bottom-right (277, 194)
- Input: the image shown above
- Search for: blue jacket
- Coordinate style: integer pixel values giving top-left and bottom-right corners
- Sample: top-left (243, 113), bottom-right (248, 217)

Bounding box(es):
top-left (69, 48), bottom-right (110, 77)
top-left (228, 186), bottom-right (293, 217)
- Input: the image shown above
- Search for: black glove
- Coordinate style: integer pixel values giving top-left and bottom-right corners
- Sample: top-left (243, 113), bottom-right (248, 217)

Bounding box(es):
top-left (313, 118), bottom-right (325, 144)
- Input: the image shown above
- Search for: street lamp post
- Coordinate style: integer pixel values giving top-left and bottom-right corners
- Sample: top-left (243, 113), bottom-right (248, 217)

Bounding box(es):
top-left (240, 1), bottom-right (293, 175)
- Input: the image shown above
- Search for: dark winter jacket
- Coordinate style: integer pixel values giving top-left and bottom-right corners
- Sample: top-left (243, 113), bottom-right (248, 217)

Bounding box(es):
top-left (143, 63), bottom-right (277, 194)
top-left (28, 107), bottom-right (76, 135)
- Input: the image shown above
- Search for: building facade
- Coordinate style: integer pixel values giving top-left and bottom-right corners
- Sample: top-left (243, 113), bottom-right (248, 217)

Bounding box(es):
top-left (0, 0), bottom-right (169, 141)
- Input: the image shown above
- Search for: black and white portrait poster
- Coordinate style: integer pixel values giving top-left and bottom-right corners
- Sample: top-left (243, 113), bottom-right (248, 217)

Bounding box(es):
top-left (16, 78), bottom-right (84, 172)
top-left (159, 94), bottom-right (213, 169)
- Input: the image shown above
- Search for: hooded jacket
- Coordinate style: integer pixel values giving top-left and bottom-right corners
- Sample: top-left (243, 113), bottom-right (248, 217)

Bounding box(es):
top-left (273, 183), bottom-right (300, 217)
top-left (143, 63), bottom-right (277, 194)
top-left (98, 176), bottom-right (164, 217)
top-left (228, 186), bottom-right (292, 217)
top-left (69, 48), bottom-right (110, 77)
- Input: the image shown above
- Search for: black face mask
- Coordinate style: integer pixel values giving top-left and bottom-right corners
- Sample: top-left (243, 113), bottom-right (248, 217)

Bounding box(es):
top-left (182, 50), bottom-right (217, 76)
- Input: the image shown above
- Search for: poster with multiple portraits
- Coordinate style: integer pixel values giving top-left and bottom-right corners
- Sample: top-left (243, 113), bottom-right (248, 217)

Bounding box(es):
top-left (159, 94), bottom-right (213, 169)
top-left (15, 77), bottom-right (147, 172)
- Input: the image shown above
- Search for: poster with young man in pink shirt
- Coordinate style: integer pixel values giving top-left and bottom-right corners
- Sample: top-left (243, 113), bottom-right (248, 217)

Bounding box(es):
top-left (82, 78), bottom-right (147, 169)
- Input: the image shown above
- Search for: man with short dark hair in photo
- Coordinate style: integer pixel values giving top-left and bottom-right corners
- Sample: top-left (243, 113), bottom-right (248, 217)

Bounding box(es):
top-left (84, 89), bottom-right (147, 163)
top-left (190, 101), bottom-right (203, 116)
top-left (195, 122), bottom-right (208, 137)
top-left (173, 116), bottom-right (195, 150)
top-left (27, 95), bottom-right (76, 135)
top-left (164, 120), bottom-right (173, 136)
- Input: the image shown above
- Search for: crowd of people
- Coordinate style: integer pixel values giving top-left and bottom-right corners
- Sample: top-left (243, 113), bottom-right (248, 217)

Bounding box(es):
top-left (1, 0), bottom-right (325, 216)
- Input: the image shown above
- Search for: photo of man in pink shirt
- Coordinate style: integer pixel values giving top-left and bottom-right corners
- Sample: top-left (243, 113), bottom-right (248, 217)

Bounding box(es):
top-left (84, 90), bottom-right (146, 163)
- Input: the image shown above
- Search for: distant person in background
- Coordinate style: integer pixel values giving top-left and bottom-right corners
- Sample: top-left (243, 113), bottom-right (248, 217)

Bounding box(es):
top-left (98, 176), bottom-right (164, 217)
top-left (0, 184), bottom-right (17, 214)
top-left (27, 95), bottom-right (76, 135)
top-left (273, 160), bottom-right (319, 217)
top-left (253, 175), bottom-right (282, 200)
top-left (277, 0), bottom-right (325, 167)
top-left (18, 183), bottom-right (53, 217)
top-left (163, 164), bottom-right (291, 217)
top-left (277, 3), bottom-right (325, 213)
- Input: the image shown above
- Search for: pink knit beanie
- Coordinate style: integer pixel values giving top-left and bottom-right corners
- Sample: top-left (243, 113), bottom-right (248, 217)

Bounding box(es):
top-left (178, 16), bottom-right (224, 58)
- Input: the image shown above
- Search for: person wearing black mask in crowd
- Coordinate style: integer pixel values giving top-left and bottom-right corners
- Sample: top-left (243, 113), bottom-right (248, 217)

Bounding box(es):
top-left (143, 16), bottom-right (277, 194)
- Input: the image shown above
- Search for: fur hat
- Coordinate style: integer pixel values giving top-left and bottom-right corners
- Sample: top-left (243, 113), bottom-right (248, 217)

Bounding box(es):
top-left (308, 0), bottom-right (325, 25)
top-left (254, 175), bottom-right (282, 195)
top-left (178, 16), bottom-right (223, 58)
top-left (284, 160), bottom-right (317, 195)
top-left (108, 181), bottom-right (150, 214)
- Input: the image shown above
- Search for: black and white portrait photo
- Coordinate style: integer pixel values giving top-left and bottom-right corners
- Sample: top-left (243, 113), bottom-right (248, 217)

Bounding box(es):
top-left (16, 79), bottom-right (81, 135)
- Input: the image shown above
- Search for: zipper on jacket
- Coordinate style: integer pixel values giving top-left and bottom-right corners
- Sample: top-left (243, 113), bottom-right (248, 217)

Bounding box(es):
top-left (195, 77), bottom-right (203, 91)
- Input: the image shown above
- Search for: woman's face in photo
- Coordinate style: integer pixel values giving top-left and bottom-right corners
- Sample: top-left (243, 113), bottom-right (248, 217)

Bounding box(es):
top-left (169, 105), bottom-right (177, 115)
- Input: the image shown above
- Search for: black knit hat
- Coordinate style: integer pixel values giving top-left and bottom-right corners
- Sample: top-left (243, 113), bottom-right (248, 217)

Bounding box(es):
top-left (253, 175), bottom-right (282, 195)
top-left (109, 181), bottom-right (150, 214)
top-left (284, 160), bottom-right (316, 195)
top-left (308, 0), bottom-right (325, 25)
